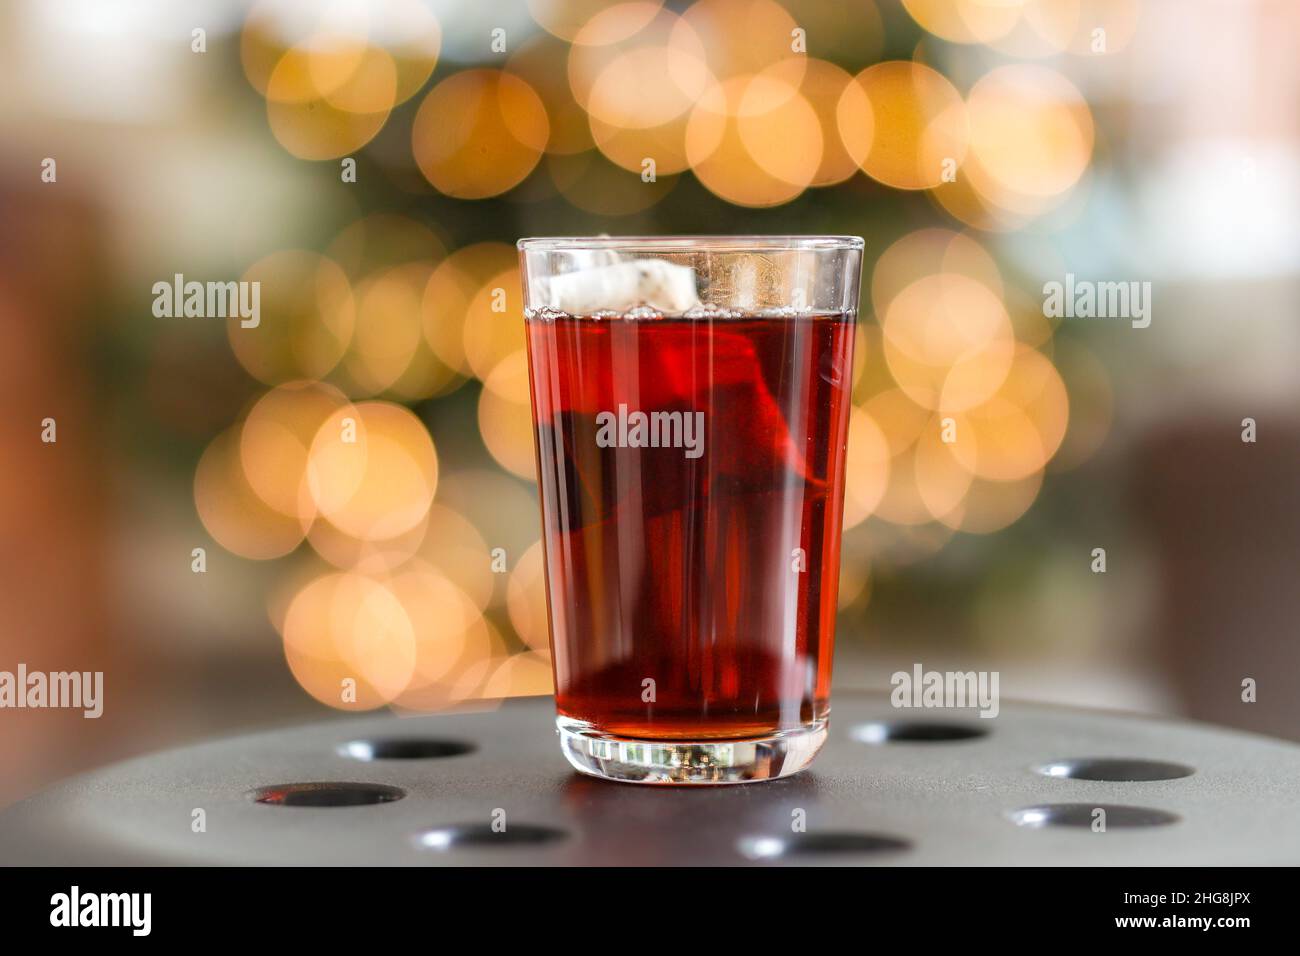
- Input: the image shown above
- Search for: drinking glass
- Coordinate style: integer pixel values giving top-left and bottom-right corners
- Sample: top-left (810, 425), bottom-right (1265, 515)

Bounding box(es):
top-left (518, 236), bottom-right (863, 784)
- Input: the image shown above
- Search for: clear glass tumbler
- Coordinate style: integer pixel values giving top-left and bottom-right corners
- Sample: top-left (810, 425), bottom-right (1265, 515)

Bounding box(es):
top-left (518, 236), bottom-right (863, 784)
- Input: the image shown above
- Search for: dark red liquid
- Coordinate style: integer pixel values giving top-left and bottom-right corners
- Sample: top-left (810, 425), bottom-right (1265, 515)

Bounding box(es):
top-left (525, 313), bottom-right (855, 740)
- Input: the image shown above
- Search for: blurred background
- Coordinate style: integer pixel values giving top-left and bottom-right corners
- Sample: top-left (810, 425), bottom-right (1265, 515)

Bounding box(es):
top-left (2, 0), bottom-right (1298, 809)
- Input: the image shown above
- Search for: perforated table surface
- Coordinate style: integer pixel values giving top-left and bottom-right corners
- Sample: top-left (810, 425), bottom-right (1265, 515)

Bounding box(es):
top-left (2, 692), bottom-right (1297, 865)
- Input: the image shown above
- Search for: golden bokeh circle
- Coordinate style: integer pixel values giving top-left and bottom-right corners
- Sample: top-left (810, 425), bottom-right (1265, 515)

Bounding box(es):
top-left (306, 509), bottom-right (430, 575)
top-left (882, 273), bottom-right (1016, 412)
top-left (506, 540), bottom-right (551, 652)
top-left (569, 5), bottom-right (708, 125)
top-left (871, 228), bottom-right (1004, 321)
top-left (987, 0), bottom-right (1138, 59)
top-left (843, 406), bottom-right (891, 529)
top-left (870, 443), bottom-right (937, 527)
top-left (306, 401), bottom-right (438, 541)
top-left (282, 571), bottom-right (416, 709)
top-left (913, 415), bottom-right (975, 520)
top-left (588, 112), bottom-right (693, 175)
top-left (478, 351), bottom-right (538, 481)
top-left (240, 380), bottom-right (353, 519)
top-left (686, 77), bottom-right (822, 207)
top-left (860, 386), bottom-right (932, 458)
top-left (964, 64), bottom-right (1094, 214)
top-left (422, 242), bottom-right (519, 377)
top-left (799, 59), bottom-right (861, 188)
top-left (838, 61), bottom-right (968, 191)
top-left (412, 69), bottom-right (549, 199)
top-left (196, 425), bottom-right (306, 560)
top-left (264, 45), bottom-right (394, 160)
top-left (386, 561), bottom-right (477, 686)
top-left (243, 0), bottom-right (441, 106)
top-left (679, 0), bottom-right (805, 92)
top-left (338, 263), bottom-right (433, 397)
top-left (587, 43), bottom-right (710, 130)
top-left (483, 651), bottom-right (555, 698)
top-left (947, 345), bottom-right (1069, 481)
top-left (901, 0), bottom-right (1023, 45)
top-left (461, 267), bottom-right (526, 381)
top-left (415, 503), bottom-right (497, 613)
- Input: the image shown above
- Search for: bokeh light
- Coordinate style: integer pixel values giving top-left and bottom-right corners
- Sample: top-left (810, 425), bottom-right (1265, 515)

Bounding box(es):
top-left (901, 0), bottom-right (1022, 45)
top-left (882, 272), bottom-right (1016, 412)
top-left (244, 0), bottom-right (444, 161)
top-left (195, 426), bottom-right (306, 560)
top-left (461, 266), bottom-right (526, 382)
top-left (306, 400), bottom-right (438, 541)
top-left (988, 0), bottom-right (1140, 59)
top-left (414, 504), bottom-right (497, 613)
top-left (686, 76), bottom-right (823, 207)
top-left (202, 0), bottom-right (1118, 715)
top-left (240, 380), bottom-right (352, 519)
top-left (962, 65), bottom-right (1095, 218)
top-left (506, 540), bottom-right (551, 653)
top-left (422, 242), bottom-right (518, 376)
top-left (282, 571), bottom-right (416, 709)
top-left (412, 69), bottom-right (549, 199)
top-left (799, 59), bottom-right (862, 188)
top-left (264, 47), bottom-right (395, 160)
top-left (681, 0), bottom-right (805, 91)
top-left (842, 407), bottom-right (891, 529)
top-left (478, 350), bottom-right (540, 480)
top-left (483, 651), bottom-right (555, 698)
top-left (242, 0), bottom-right (442, 104)
top-left (838, 60), bottom-right (967, 190)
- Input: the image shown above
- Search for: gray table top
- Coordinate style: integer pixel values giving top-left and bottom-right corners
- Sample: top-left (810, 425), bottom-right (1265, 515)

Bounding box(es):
top-left (2, 691), bottom-right (1297, 865)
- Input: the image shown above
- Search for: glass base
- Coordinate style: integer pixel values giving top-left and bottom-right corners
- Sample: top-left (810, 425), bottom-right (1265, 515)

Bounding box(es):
top-left (557, 716), bottom-right (827, 785)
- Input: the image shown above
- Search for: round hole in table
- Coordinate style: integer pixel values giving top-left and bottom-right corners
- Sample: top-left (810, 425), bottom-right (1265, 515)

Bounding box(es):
top-left (851, 720), bottom-right (990, 743)
top-left (1036, 758), bottom-right (1194, 782)
top-left (338, 738), bottom-right (476, 761)
top-left (415, 823), bottom-right (569, 850)
top-left (738, 831), bottom-right (912, 860)
top-left (1009, 803), bottom-right (1180, 829)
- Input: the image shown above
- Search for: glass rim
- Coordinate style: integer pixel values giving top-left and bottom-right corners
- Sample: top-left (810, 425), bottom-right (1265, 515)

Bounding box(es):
top-left (517, 235), bottom-right (864, 253)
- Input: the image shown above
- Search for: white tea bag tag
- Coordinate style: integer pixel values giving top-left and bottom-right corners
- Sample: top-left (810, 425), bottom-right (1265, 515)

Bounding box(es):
top-left (544, 259), bottom-right (700, 315)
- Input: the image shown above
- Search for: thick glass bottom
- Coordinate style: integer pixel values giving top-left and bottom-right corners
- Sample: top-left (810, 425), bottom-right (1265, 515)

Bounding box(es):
top-left (556, 715), bottom-right (827, 785)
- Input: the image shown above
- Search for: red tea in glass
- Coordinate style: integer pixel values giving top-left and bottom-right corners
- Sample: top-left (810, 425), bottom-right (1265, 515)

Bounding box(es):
top-left (519, 237), bottom-right (863, 784)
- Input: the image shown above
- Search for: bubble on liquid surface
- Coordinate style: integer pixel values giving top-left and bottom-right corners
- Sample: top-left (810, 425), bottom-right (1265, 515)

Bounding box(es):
top-left (524, 306), bottom-right (569, 322)
top-left (756, 306), bottom-right (809, 319)
top-left (623, 304), bottom-right (664, 320)
top-left (684, 304), bottom-right (744, 319)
